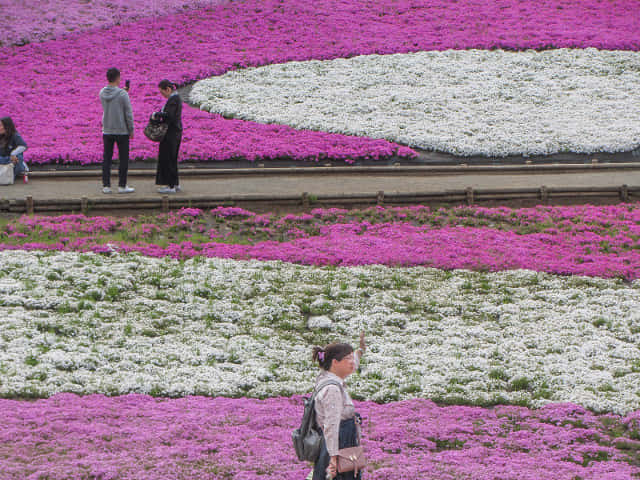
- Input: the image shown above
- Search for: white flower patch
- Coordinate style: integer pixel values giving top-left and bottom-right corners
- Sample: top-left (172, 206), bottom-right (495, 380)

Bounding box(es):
top-left (190, 48), bottom-right (640, 157)
top-left (1, 251), bottom-right (640, 413)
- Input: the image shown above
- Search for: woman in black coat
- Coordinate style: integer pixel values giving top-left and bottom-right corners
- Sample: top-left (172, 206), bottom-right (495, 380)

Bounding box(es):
top-left (154, 79), bottom-right (182, 193)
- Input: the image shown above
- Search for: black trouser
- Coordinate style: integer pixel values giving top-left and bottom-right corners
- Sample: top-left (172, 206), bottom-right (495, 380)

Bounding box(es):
top-left (102, 134), bottom-right (130, 188)
top-left (156, 131), bottom-right (181, 188)
top-left (313, 416), bottom-right (362, 480)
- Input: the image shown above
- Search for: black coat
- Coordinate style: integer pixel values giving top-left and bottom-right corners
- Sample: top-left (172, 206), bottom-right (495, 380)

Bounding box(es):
top-left (159, 93), bottom-right (183, 133)
top-left (156, 93), bottom-right (182, 187)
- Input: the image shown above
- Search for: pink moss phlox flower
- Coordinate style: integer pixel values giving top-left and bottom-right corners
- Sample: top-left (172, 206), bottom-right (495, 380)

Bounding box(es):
top-left (1, 394), bottom-right (639, 479)
top-left (2, 0), bottom-right (639, 165)
top-left (2, 203), bottom-right (640, 280)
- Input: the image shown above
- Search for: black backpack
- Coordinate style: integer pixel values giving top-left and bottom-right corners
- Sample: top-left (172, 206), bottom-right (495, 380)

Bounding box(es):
top-left (292, 379), bottom-right (342, 462)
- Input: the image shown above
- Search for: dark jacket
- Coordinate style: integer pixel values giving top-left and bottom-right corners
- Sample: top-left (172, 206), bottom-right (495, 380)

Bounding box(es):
top-left (158, 93), bottom-right (183, 133)
top-left (0, 132), bottom-right (27, 157)
top-left (155, 92), bottom-right (183, 187)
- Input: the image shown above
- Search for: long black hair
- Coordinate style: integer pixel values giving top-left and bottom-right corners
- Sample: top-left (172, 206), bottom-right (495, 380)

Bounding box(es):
top-left (0, 117), bottom-right (16, 148)
top-left (0, 117), bottom-right (16, 147)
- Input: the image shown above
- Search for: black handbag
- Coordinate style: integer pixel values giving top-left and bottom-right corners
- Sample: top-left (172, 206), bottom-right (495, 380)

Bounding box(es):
top-left (144, 114), bottom-right (168, 142)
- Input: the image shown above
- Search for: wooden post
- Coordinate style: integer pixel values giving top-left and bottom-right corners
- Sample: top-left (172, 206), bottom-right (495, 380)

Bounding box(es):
top-left (81, 196), bottom-right (88, 214)
top-left (377, 190), bottom-right (384, 205)
top-left (465, 187), bottom-right (474, 205)
top-left (302, 192), bottom-right (310, 209)
top-left (620, 184), bottom-right (629, 202)
top-left (162, 195), bottom-right (169, 213)
top-left (540, 185), bottom-right (549, 203)
top-left (25, 195), bottom-right (34, 215)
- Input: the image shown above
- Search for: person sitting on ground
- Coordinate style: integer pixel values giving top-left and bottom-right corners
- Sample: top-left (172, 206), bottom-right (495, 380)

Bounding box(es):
top-left (0, 117), bottom-right (28, 181)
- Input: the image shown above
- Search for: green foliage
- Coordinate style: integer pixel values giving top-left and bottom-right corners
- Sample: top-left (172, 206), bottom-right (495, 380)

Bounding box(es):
top-left (489, 368), bottom-right (509, 381)
top-left (25, 354), bottom-right (39, 367)
top-left (508, 376), bottom-right (533, 392)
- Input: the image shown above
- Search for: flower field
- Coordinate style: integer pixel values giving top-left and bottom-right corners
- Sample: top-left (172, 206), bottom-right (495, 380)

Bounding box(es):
top-left (1, 202), bottom-right (640, 478)
top-left (2, 0), bottom-right (640, 164)
top-left (191, 49), bottom-right (640, 157)
top-left (1, 204), bottom-right (639, 279)
top-left (0, 0), bottom-right (226, 47)
top-left (5, 0), bottom-right (640, 477)
top-left (2, 250), bottom-right (640, 412)
top-left (2, 395), bottom-right (640, 479)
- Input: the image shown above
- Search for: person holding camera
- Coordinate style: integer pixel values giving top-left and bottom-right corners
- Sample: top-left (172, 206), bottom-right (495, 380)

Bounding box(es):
top-left (153, 79), bottom-right (182, 194)
top-left (100, 67), bottom-right (134, 194)
top-left (0, 116), bottom-right (28, 182)
top-left (311, 332), bottom-right (366, 480)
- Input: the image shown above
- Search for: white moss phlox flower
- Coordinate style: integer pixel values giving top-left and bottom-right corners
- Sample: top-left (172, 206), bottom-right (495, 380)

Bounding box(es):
top-left (191, 48), bottom-right (640, 157)
top-left (0, 251), bottom-right (639, 413)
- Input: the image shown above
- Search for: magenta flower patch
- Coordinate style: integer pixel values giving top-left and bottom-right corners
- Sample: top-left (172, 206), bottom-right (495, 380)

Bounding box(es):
top-left (1, 394), bottom-right (639, 479)
top-left (0, 0), bottom-right (229, 47)
top-left (2, 0), bottom-right (639, 165)
top-left (1, 203), bottom-right (640, 279)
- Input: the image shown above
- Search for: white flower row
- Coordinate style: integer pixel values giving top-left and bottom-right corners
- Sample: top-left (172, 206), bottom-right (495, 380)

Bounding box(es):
top-left (190, 48), bottom-right (640, 157)
top-left (1, 250), bottom-right (640, 412)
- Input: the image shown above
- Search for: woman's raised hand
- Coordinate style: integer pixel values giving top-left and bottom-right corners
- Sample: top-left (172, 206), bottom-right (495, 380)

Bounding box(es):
top-left (359, 331), bottom-right (366, 354)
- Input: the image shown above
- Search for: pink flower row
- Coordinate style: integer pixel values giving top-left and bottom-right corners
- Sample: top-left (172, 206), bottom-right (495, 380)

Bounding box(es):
top-left (0, 205), bottom-right (640, 280)
top-left (5, 223), bottom-right (636, 279)
top-left (2, 202), bottom-right (640, 280)
top-left (2, 394), bottom-right (639, 479)
top-left (2, 0), bottom-right (639, 165)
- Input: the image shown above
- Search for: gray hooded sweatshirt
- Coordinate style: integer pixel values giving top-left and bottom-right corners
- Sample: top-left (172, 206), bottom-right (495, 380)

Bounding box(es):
top-left (100, 86), bottom-right (134, 135)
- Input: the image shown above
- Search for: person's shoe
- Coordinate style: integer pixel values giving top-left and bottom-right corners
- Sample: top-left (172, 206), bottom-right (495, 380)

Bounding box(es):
top-left (175, 185), bottom-right (182, 193)
top-left (118, 186), bottom-right (135, 194)
top-left (102, 186), bottom-right (112, 194)
top-left (157, 186), bottom-right (177, 194)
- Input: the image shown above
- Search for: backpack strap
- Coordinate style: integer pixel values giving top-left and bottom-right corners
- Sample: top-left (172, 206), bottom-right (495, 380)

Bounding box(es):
top-left (309, 379), bottom-right (344, 433)
top-left (310, 379), bottom-right (343, 402)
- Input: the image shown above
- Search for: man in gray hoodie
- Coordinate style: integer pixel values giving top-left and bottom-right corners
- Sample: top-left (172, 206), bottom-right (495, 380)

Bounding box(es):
top-left (100, 68), bottom-right (134, 194)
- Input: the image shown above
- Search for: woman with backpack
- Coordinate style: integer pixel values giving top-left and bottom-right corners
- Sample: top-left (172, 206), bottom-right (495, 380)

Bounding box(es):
top-left (311, 333), bottom-right (366, 480)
